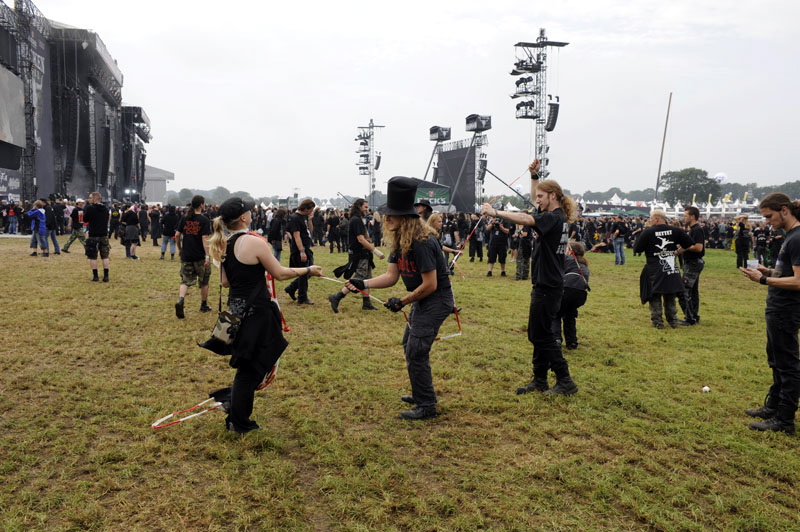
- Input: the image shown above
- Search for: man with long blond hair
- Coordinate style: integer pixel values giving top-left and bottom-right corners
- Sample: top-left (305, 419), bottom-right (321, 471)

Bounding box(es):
top-left (481, 158), bottom-right (579, 396)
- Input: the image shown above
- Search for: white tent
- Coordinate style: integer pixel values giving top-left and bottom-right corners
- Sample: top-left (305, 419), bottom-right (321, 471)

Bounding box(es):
top-left (505, 202), bottom-right (520, 212)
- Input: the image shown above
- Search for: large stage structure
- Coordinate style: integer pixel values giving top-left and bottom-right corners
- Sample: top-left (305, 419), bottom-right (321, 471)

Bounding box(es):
top-left (354, 118), bottom-right (383, 206)
top-left (511, 29), bottom-right (568, 179)
top-left (0, 0), bottom-right (155, 203)
top-left (435, 118), bottom-right (488, 213)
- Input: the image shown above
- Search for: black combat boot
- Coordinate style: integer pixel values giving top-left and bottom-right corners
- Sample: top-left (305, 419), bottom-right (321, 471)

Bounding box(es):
top-left (544, 375), bottom-right (578, 396)
top-left (745, 394), bottom-right (778, 419)
top-left (328, 292), bottom-right (345, 313)
top-left (516, 377), bottom-right (549, 395)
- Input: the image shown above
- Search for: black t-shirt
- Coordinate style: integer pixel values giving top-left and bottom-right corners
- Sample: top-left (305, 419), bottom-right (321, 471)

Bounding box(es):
top-left (531, 208), bottom-right (569, 288)
top-left (287, 212), bottom-right (312, 252)
top-left (754, 228), bottom-right (768, 247)
top-left (634, 224), bottom-right (694, 259)
top-left (389, 236), bottom-right (452, 293)
top-left (612, 221), bottom-right (628, 237)
top-left (70, 207), bottom-right (83, 228)
top-left (177, 213), bottom-right (211, 261)
top-left (161, 212), bottom-right (179, 237)
top-left (771, 228), bottom-right (786, 249)
top-left (767, 226), bottom-right (800, 312)
top-left (348, 215), bottom-right (368, 253)
top-left (122, 209), bottom-right (139, 227)
top-left (488, 220), bottom-right (513, 247)
top-left (685, 223), bottom-right (705, 259)
top-left (83, 203), bottom-right (110, 237)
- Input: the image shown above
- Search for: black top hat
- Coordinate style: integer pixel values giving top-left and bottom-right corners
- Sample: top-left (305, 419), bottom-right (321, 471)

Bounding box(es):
top-left (384, 176), bottom-right (419, 217)
top-left (413, 198), bottom-right (432, 211)
top-left (219, 197), bottom-right (255, 222)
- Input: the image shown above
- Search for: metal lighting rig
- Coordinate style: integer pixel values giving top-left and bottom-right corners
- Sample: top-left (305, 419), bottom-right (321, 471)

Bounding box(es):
top-left (512, 28), bottom-right (568, 179)
top-left (355, 118), bottom-right (384, 206)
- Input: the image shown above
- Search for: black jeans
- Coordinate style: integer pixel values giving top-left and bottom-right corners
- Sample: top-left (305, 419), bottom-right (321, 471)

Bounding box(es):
top-left (765, 311), bottom-right (800, 421)
top-left (529, 285), bottom-right (570, 380)
top-left (678, 258), bottom-right (704, 322)
top-left (401, 289), bottom-right (453, 408)
top-left (736, 246), bottom-right (749, 268)
top-left (552, 287), bottom-right (588, 345)
top-left (287, 248), bottom-right (314, 301)
top-left (469, 240), bottom-right (483, 260)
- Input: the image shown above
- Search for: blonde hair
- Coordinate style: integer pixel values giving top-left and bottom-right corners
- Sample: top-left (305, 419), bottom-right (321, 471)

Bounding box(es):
top-left (427, 213), bottom-right (442, 230)
top-left (208, 216), bottom-right (243, 263)
top-left (650, 209), bottom-right (667, 223)
top-left (536, 180), bottom-right (578, 222)
top-left (384, 216), bottom-right (437, 256)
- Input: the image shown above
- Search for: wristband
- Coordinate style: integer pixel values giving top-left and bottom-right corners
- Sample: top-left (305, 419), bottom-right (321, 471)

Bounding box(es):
top-left (306, 266), bottom-right (311, 276)
top-left (760, 275), bottom-right (768, 285)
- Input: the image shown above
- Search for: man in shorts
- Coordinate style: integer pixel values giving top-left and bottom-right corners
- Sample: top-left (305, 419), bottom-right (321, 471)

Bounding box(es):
top-left (83, 192), bottom-right (111, 282)
top-left (175, 195), bottom-right (212, 318)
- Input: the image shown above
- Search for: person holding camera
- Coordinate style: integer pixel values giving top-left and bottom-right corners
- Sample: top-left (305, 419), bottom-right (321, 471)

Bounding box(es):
top-left (346, 177), bottom-right (454, 420)
top-left (485, 215), bottom-right (512, 277)
top-left (481, 158), bottom-right (579, 396)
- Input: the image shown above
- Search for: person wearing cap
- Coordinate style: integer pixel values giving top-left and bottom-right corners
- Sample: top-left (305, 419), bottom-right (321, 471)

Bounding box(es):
top-left (175, 195), bottom-right (213, 318)
top-left (481, 158), bottom-right (580, 396)
top-left (345, 177), bottom-right (454, 420)
top-left (328, 198), bottom-right (385, 313)
top-left (414, 199), bottom-right (433, 222)
top-left (207, 197), bottom-right (323, 433)
top-left (62, 199), bottom-right (87, 253)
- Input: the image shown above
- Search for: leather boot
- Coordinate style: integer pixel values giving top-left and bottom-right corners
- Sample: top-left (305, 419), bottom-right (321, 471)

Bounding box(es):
top-left (516, 378), bottom-right (549, 395)
top-left (749, 414), bottom-right (795, 435)
top-left (745, 394), bottom-right (778, 419)
top-left (544, 376), bottom-right (578, 396)
top-left (399, 406), bottom-right (437, 420)
top-left (362, 297), bottom-right (378, 311)
top-left (328, 292), bottom-right (345, 313)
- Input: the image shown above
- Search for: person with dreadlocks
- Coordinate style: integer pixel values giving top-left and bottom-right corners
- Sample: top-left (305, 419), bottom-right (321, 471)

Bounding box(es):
top-left (741, 193), bottom-right (800, 435)
top-left (207, 197), bottom-right (323, 434)
top-left (346, 177), bottom-right (454, 420)
top-left (481, 158), bottom-right (580, 396)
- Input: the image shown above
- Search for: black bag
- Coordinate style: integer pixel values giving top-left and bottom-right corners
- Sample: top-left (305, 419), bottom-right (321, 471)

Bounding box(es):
top-left (198, 277), bottom-right (263, 356)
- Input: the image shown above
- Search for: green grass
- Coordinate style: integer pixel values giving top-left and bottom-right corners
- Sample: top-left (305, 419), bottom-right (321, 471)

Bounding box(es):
top-left (1, 237), bottom-right (798, 531)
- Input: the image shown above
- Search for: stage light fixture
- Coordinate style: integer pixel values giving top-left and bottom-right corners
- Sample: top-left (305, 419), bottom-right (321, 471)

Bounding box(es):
top-left (465, 114), bottom-right (491, 132)
top-left (429, 126), bottom-right (451, 142)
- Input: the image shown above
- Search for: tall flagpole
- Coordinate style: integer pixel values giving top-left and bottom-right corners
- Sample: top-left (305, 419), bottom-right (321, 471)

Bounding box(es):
top-left (654, 92), bottom-right (672, 202)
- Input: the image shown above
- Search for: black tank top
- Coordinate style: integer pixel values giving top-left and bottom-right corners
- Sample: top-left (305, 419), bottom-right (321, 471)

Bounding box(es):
top-left (223, 233), bottom-right (269, 301)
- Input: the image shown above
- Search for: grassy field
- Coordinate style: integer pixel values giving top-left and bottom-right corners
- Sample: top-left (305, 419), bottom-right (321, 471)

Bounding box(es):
top-left (1, 235), bottom-right (798, 532)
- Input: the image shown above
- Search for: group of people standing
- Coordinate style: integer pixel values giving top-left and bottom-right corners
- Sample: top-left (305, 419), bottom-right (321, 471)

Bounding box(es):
top-left (14, 169), bottom-right (798, 439)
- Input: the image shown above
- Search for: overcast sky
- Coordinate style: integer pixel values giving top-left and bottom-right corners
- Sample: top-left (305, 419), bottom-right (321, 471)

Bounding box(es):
top-left (34, 0), bottom-right (800, 200)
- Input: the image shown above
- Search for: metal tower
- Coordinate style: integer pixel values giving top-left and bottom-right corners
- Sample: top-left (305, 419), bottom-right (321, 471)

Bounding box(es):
top-left (355, 118), bottom-right (384, 206)
top-left (512, 29), bottom-right (568, 179)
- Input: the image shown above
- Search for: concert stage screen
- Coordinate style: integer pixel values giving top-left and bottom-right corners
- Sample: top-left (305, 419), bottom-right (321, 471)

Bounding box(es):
top-left (0, 66), bottom-right (26, 149)
top-left (436, 147), bottom-right (476, 212)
